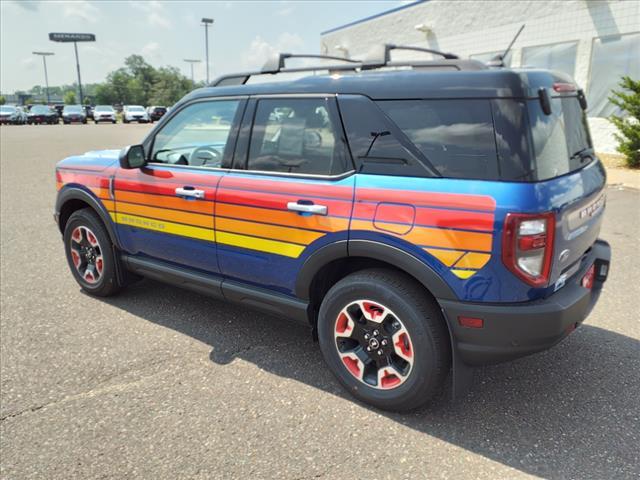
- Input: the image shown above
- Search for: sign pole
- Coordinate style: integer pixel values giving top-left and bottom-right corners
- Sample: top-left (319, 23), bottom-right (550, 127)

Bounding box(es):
top-left (73, 41), bottom-right (84, 105)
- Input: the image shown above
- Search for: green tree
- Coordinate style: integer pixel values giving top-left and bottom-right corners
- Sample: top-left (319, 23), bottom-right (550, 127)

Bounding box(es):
top-left (63, 91), bottom-right (77, 105)
top-left (149, 66), bottom-right (192, 106)
top-left (609, 76), bottom-right (640, 169)
top-left (0, 96), bottom-right (5, 105)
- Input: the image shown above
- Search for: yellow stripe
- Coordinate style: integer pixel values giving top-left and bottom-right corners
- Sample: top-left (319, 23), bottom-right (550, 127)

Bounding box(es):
top-left (453, 252), bottom-right (491, 269)
top-left (216, 217), bottom-right (324, 245)
top-left (451, 269), bottom-right (477, 279)
top-left (424, 248), bottom-right (464, 267)
top-left (118, 201), bottom-right (213, 228)
top-left (217, 231), bottom-right (304, 258)
top-left (113, 212), bottom-right (214, 241)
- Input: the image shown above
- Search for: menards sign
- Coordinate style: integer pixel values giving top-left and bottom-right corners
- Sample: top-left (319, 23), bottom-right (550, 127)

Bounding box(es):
top-left (49, 33), bottom-right (96, 42)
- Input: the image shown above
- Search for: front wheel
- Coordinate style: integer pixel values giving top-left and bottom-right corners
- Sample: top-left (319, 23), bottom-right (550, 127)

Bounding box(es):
top-left (318, 269), bottom-right (450, 411)
top-left (63, 209), bottom-right (121, 297)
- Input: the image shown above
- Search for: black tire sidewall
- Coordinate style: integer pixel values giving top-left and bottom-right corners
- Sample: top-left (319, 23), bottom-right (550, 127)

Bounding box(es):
top-left (318, 271), bottom-right (447, 410)
top-left (63, 209), bottom-right (119, 296)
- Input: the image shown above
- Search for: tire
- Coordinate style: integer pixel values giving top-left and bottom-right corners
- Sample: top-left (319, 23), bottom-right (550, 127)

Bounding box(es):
top-left (63, 208), bottom-right (121, 297)
top-left (318, 269), bottom-right (450, 411)
top-left (112, 120), bottom-right (116, 124)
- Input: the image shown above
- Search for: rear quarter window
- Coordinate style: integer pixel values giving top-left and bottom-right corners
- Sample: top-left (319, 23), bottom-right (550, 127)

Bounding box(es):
top-left (377, 99), bottom-right (499, 180)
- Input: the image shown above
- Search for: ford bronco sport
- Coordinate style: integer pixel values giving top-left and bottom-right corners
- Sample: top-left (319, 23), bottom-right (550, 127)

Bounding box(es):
top-left (55, 47), bottom-right (611, 411)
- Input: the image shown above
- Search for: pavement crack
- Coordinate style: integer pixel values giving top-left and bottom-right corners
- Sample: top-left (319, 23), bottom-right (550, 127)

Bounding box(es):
top-left (0, 356), bottom-right (178, 423)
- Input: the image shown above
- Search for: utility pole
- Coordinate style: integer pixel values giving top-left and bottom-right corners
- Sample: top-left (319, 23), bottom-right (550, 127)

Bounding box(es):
top-left (183, 59), bottom-right (201, 85)
top-left (201, 18), bottom-right (214, 84)
top-left (32, 51), bottom-right (54, 104)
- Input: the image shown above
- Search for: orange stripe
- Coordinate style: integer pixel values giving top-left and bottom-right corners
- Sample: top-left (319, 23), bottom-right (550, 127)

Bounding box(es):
top-left (102, 199), bottom-right (115, 211)
top-left (216, 217), bottom-right (324, 245)
top-left (351, 219), bottom-right (492, 252)
top-left (424, 248), bottom-right (465, 267)
top-left (115, 190), bottom-right (212, 215)
top-left (453, 252), bottom-right (491, 269)
top-left (89, 187), bottom-right (111, 200)
top-left (117, 202), bottom-right (213, 228)
top-left (216, 203), bottom-right (348, 232)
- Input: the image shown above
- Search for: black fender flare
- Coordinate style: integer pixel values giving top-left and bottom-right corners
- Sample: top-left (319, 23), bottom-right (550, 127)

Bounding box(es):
top-left (295, 239), bottom-right (457, 301)
top-left (55, 186), bottom-right (120, 249)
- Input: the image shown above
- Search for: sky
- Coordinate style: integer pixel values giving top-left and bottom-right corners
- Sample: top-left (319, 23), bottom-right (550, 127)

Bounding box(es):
top-left (0, 0), bottom-right (411, 93)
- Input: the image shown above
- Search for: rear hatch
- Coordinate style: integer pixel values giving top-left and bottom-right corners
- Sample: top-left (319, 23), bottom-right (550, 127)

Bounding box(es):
top-left (526, 88), bottom-right (606, 293)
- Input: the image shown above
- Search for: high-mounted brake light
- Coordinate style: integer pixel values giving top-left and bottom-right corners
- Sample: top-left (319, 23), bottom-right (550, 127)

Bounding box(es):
top-left (502, 212), bottom-right (555, 287)
top-left (553, 82), bottom-right (576, 93)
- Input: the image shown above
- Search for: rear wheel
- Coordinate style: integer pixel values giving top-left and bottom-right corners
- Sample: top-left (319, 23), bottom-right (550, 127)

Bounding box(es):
top-left (63, 209), bottom-right (121, 297)
top-left (318, 269), bottom-right (450, 411)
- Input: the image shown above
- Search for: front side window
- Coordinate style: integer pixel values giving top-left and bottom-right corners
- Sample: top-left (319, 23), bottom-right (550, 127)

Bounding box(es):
top-left (378, 99), bottom-right (499, 180)
top-left (522, 41), bottom-right (578, 78)
top-left (151, 100), bottom-right (241, 168)
top-left (247, 98), bottom-right (349, 175)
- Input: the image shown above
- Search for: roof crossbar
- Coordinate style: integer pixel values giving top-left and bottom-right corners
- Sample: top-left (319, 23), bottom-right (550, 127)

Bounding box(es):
top-left (261, 53), bottom-right (360, 74)
top-left (362, 43), bottom-right (459, 69)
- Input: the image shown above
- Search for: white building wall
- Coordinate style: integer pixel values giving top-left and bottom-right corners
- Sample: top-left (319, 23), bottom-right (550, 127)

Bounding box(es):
top-left (321, 0), bottom-right (640, 154)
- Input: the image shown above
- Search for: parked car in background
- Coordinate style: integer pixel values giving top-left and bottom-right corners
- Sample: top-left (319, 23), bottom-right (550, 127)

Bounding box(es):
top-left (146, 106), bottom-right (167, 122)
top-left (122, 105), bottom-right (149, 123)
top-left (62, 105), bottom-right (87, 124)
top-left (28, 105), bottom-right (59, 124)
top-left (93, 105), bottom-right (117, 124)
top-left (84, 105), bottom-right (94, 120)
top-left (0, 105), bottom-right (25, 125)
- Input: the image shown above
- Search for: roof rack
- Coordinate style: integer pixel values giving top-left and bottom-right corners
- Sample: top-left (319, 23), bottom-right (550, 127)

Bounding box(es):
top-left (209, 47), bottom-right (482, 87)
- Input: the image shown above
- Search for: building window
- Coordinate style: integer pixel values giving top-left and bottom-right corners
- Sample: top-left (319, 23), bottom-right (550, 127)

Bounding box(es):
top-left (588, 32), bottom-right (640, 118)
top-left (470, 51), bottom-right (511, 66)
top-left (521, 41), bottom-right (578, 78)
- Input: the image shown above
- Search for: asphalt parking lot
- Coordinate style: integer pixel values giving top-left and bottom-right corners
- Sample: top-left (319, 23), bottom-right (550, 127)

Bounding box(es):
top-left (1, 123), bottom-right (639, 479)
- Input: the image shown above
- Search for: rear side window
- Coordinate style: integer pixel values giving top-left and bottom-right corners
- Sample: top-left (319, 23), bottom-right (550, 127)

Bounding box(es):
top-left (378, 99), bottom-right (499, 180)
top-left (247, 98), bottom-right (350, 175)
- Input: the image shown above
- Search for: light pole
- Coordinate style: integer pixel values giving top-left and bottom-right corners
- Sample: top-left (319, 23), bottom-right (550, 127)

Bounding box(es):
top-left (183, 59), bottom-right (201, 85)
top-left (32, 51), bottom-right (54, 104)
top-left (201, 18), bottom-right (214, 84)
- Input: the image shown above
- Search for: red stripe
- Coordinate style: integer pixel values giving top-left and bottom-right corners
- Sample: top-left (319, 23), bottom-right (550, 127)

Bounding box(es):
top-left (353, 203), bottom-right (494, 231)
top-left (356, 188), bottom-right (496, 212)
top-left (221, 176), bottom-right (353, 200)
top-left (114, 179), bottom-right (216, 200)
top-left (117, 167), bottom-right (222, 187)
top-left (217, 188), bottom-right (353, 217)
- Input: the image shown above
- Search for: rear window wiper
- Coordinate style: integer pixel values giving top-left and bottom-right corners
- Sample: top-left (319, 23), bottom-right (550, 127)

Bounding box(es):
top-left (570, 147), bottom-right (594, 164)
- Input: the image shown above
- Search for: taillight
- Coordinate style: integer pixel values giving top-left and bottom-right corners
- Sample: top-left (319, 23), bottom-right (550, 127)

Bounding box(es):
top-left (502, 212), bottom-right (555, 287)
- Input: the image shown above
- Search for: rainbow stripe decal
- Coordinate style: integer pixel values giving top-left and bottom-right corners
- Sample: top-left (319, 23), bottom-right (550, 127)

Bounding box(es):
top-left (57, 169), bottom-right (495, 280)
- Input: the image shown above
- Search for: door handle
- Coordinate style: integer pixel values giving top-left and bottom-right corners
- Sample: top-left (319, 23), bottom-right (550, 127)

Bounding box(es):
top-left (287, 201), bottom-right (328, 216)
top-left (175, 186), bottom-right (205, 199)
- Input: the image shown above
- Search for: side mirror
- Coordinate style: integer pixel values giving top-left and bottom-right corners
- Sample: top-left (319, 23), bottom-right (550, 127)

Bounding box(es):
top-left (577, 89), bottom-right (588, 111)
top-left (119, 144), bottom-right (146, 169)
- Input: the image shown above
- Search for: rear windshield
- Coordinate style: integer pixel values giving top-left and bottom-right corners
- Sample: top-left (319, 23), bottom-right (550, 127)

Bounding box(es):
top-left (528, 96), bottom-right (592, 180)
top-left (95, 105), bottom-right (114, 112)
top-left (1, 106), bottom-right (16, 113)
top-left (64, 105), bottom-right (82, 113)
top-left (31, 106), bottom-right (50, 114)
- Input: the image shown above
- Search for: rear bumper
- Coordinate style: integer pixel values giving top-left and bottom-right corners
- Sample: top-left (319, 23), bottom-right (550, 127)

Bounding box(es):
top-left (440, 239), bottom-right (611, 366)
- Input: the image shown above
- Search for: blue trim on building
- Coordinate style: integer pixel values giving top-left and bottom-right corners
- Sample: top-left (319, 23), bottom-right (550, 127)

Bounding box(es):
top-left (320, 0), bottom-right (428, 36)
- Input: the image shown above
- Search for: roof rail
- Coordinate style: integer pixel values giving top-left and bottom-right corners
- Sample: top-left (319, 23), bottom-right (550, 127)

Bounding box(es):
top-left (211, 53), bottom-right (360, 87)
top-left (362, 43), bottom-right (459, 69)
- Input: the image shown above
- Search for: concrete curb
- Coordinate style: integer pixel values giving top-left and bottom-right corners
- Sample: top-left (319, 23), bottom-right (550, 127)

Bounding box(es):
top-left (606, 167), bottom-right (640, 190)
